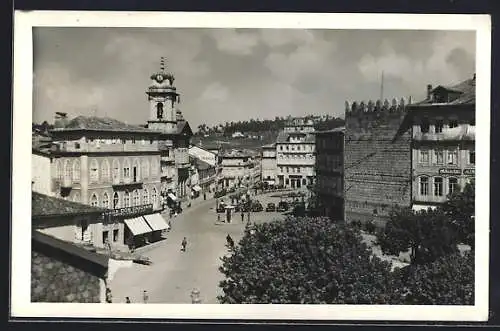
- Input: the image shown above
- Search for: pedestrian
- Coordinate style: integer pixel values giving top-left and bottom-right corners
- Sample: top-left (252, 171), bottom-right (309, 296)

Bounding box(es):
top-left (241, 212), bottom-right (244, 223)
top-left (143, 290), bottom-right (149, 304)
top-left (126, 297), bottom-right (131, 303)
top-left (217, 213), bottom-right (221, 222)
top-left (226, 234), bottom-right (234, 248)
top-left (181, 237), bottom-right (187, 252)
top-left (105, 288), bottom-right (112, 303)
top-left (168, 220), bottom-right (172, 231)
top-left (247, 211), bottom-right (251, 222)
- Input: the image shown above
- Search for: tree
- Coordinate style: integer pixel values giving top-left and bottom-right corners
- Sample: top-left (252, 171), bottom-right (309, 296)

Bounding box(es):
top-left (440, 180), bottom-right (475, 248)
top-left (393, 251), bottom-right (474, 305)
top-left (378, 207), bottom-right (458, 265)
top-left (218, 217), bottom-right (399, 304)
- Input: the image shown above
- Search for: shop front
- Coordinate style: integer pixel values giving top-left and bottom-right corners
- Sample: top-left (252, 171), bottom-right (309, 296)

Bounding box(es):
top-left (124, 216), bottom-right (153, 250)
top-left (143, 213), bottom-right (170, 242)
top-left (191, 185), bottom-right (202, 199)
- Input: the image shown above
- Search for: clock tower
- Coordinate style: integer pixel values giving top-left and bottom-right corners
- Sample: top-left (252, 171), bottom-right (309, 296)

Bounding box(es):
top-left (146, 57), bottom-right (180, 134)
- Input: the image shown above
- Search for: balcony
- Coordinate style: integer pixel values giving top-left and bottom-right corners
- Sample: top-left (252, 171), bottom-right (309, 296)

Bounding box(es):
top-left (111, 176), bottom-right (143, 189)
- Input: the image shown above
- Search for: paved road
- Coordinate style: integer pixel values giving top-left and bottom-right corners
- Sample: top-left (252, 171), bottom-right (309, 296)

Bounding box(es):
top-left (109, 194), bottom-right (286, 304)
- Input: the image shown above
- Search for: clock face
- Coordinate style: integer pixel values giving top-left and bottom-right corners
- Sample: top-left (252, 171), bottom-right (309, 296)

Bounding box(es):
top-left (156, 74), bottom-right (164, 82)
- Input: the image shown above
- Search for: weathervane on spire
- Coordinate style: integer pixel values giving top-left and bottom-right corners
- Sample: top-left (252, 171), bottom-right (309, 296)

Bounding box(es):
top-left (160, 57), bottom-right (165, 72)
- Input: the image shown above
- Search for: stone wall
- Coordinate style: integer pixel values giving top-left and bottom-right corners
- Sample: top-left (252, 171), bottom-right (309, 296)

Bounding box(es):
top-left (31, 248), bottom-right (105, 303)
top-left (344, 98), bottom-right (412, 225)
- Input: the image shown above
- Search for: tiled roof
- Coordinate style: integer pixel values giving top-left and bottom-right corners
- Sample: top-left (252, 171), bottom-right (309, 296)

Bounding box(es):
top-left (313, 126), bottom-right (346, 134)
top-left (32, 230), bottom-right (109, 268)
top-left (51, 116), bottom-right (160, 134)
top-left (32, 192), bottom-right (106, 218)
top-left (191, 157), bottom-right (213, 171)
top-left (412, 77), bottom-right (475, 107)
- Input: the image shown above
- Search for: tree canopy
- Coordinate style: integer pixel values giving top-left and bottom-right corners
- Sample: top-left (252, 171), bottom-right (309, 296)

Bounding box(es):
top-left (218, 217), bottom-right (398, 304)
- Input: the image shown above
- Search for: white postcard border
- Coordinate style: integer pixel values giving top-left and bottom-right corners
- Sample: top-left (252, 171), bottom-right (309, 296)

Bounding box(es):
top-left (11, 11), bottom-right (491, 321)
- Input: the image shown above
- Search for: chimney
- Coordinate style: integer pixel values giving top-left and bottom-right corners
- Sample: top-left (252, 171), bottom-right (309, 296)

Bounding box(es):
top-left (426, 84), bottom-right (433, 100)
top-left (473, 73), bottom-right (476, 81)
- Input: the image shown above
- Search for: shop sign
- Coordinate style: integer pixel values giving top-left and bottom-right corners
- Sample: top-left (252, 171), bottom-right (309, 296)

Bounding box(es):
top-left (104, 204), bottom-right (153, 218)
top-left (463, 168), bottom-right (475, 176)
top-left (438, 168), bottom-right (462, 175)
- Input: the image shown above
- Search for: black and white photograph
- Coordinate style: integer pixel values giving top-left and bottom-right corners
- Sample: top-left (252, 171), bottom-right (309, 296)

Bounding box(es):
top-left (11, 11), bottom-right (490, 321)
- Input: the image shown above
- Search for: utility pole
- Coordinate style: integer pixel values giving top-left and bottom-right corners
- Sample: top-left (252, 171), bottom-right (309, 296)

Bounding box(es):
top-left (380, 70), bottom-right (384, 101)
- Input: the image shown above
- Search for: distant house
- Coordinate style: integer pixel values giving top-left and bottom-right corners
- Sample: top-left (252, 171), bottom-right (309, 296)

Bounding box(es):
top-left (231, 131), bottom-right (245, 139)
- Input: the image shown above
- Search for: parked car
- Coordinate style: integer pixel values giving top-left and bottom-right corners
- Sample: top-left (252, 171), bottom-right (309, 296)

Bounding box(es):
top-left (277, 201), bottom-right (289, 212)
top-left (265, 203), bottom-right (276, 212)
top-left (251, 201), bottom-right (263, 212)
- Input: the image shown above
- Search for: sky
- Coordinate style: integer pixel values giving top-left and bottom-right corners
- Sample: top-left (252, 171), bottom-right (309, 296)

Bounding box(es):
top-left (33, 28), bottom-right (475, 129)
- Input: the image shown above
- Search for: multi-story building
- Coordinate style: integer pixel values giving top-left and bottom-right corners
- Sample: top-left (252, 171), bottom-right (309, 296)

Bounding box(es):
top-left (260, 143), bottom-right (276, 187)
top-left (145, 58), bottom-right (193, 203)
top-left (401, 75), bottom-right (475, 210)
top-left (275, 117), bottom-right (316, 189)
top-left (313, 127), bottom-right (345, 220)
top-left (344, 98), bottom-right (412, 225)
top-left (191, 157), bottom-right (217, 195)
top-left (48, 115), bottom-right (168, 250)
top-left (220, 150), bottom-right (255, 189)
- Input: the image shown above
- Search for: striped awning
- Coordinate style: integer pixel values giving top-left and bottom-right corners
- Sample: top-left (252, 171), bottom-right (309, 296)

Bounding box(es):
top-left (124, 217), bottom-right (152, 236)
top-left (192, 185), bottom-right (202, 192)
top-left (143, 213), bottom-right (170, 231)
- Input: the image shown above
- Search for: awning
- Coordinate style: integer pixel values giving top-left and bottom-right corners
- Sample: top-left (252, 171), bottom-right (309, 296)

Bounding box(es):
top-left (265, 180), bottom-right (275, 184)
top-left (124, 217), bottom-right (152, 236)
top-left (143, 213), bottom-right (170, 231)
top-left (192, 185), bottom-right (202, 192)
top-left (167, 193), bottom-right (177, 201)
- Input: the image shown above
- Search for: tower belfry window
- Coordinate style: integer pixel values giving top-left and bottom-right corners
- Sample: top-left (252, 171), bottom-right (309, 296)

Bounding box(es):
top-left (157, 103), bottom-right (164, 119)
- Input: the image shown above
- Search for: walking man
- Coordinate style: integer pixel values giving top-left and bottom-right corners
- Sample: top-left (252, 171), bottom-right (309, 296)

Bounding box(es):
top-left (126, 297), bottom-right (131, 303)
top-left (241, 212), bottom-right (244, 223)
top-left (181, 237), bottom-right (188, 252)
top-left (143, 290), bottom-right (149, 304)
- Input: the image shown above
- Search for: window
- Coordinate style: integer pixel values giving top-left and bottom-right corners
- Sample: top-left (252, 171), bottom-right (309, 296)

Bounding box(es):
top-left (449, 120), bottom-right (458, 128)
top-left (297, 145), bottom-right (301, 151)
top-left (447, 150), bottom-right (458, 165)
top-left (112, 159), bottom-right (120, 183)
top-left (297, 167), bottom-right (301, 173)
top-left (75, 142), bottom-right (81, 149)
top-left (434, 177), bottom-right (443, 197)
top-left (80, 219), bottom-right (89, 241)
top-left (142, 159), bottom-right (150, 179)
top-left (448, 177), bottom-right (458, 195)
top-left (123, 158), bottom-right (131, 179)
top-left (285, 179), bottom-right (290, 185)
top-left (64, 160), bottom-right (72, 182)
top-left (101, 159), bottom-right (110, 182)
top-left (55, 160), bottom-right (63, 180)
top-left (286, 145), bottom-right (289, 151)
top-left (280, 146), bottom-right (283, 151)
top-left (151, 158), bottom-right (159, 176)
top-left (151, 187), bottom-right (158, 208)
top-left (420, 118), bottom-right (430, 133)
top-left (113, 229), bottom-right (119, 242)
top-left (286, 167), bottom-right (289, 173)
top-left (102, 231), bottom-right (109, 245)
top-left (124, 191), bottom-right (130, 207)
top-left (133, 159), bottom-right (140, 182)
top-left (419, 150), bottom-right (429, 163)
top-left (279, 167), bottom-right (283, 173)
top-left (435, 120), bottom-right (444, 133)
top-left (434, 150), bottom-right (444, 164)
top-left (90, 193), bottom-right (99, 207)
top-left (133, 189), bottom-right (140, 206)
top-left (89, 159), bottom-right (99, 183)
top-left (157, 102), bottom-right (164, 119)
top-left (302, 178), bottom-right (307, 185)
top-left (419, 176), bottom-right (429, 195)
top-left (143, 189), bottom-right (149, 205)
top-left (102, 192), bottom-right (109, 208)
top-left (113, 192), bottom-right (120, 209)
top-left (73, 160), bottom-right (81, 182)
top-left (469, 150), bottom-right (475, 164)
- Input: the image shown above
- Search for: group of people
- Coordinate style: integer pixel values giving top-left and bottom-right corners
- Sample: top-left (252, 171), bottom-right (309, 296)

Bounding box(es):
top-left (124, 290), bottom-right (149, 304)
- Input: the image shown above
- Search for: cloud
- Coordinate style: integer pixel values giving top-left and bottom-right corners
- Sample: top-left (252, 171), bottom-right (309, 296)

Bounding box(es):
top-left (208, 29), bottom-right (260, 55)
top-left (357, 33), bottom-right (475, 90)
top-left (201, 82), bottom-right (229, 101)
